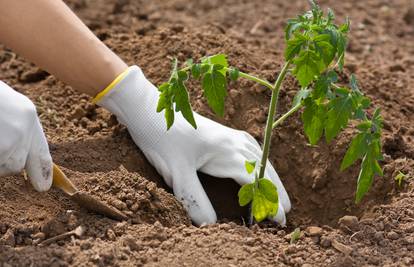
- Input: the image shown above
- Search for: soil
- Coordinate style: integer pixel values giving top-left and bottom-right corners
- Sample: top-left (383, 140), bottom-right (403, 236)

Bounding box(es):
top-left (1, 0), bottom-right (414, 266)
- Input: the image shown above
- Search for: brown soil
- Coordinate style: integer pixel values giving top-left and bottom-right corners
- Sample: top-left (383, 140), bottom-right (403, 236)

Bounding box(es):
top-left (1, 0), bottom-right (414, 266)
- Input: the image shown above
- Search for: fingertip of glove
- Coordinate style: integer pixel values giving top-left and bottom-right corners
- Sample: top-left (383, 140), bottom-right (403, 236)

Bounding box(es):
top-left (26, 157), bottom-right (53, 192)
top-left (270, 204), bottom-right (286, 227)
top-left (191, 209), bottom-right (217, 226)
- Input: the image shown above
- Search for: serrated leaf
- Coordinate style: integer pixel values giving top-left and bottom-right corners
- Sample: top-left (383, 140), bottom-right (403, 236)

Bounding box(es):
top-left (340, 132), bottom-right (368, 171)
top-left (165, 105), bottom-right (174, 130)
top-left (200, 64), bottom-right (210, 74)
top-left (252, 192), bottom-right (268, 222)
top-left (355, 153), bottom-right (375, 204)
top-left (202, 54), bottom-right (228, 76)
top-left (339, 17), bottom-right (350, 33)
top-left (202, 70), bottom-right (227, 116)
top-left (293, 50), bottom-right (320, 87)
top-left (258, 179), bottom-right (278, 204)
top-left (252, 191), bottom-right (278, 222)
top-left (170, 79), bottom-right (197, 129)
top-left (355, 140), bottom-right (383, 203)
top-left (292, 89), bottom-right (311, 107)
top-left (325, 94), bottom-right (353, 142)
top-left (313, 71), bottom-right (337, 100)
top-left (238, 183), bottom-right (254, 206)
top-left (285, 34), bottom-right (307, 60)
top-left (327, 8), bottom-right (335, 22)
top-left (313, 35), bottom-right (335, 66)
top-left (191, 64), bottom-right (201, 79)
top-left (285, 19), bottom-right (303, 40)
top-left (245, 160), bottom-right (256, 174)
top-left (336, 32), bottom-right (347, 70)
top-left (177, 70), bottom-right (188, 81)
top-left (302, 98), bottom-right (326, 145)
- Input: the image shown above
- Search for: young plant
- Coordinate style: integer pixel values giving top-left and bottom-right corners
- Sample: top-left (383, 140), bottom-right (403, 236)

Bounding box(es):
top-left (156, 1), bottom-right (383, 223)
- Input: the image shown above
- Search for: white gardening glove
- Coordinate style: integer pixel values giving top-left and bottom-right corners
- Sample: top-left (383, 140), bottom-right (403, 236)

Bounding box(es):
top-left (0, 81), bottom-right (53, 191)
top-left (96, 66), bottom-right (291, 225)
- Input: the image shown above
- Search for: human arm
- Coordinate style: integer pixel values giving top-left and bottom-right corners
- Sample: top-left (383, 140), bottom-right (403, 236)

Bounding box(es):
top-left (0, 0), bottom-right (126, 95)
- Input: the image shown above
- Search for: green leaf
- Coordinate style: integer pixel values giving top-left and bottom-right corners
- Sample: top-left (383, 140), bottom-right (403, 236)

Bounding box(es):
top-left (327, 8), bottom-right (335, 22)
top-left (244, 160), bottom-right (256, 174)
top-left (336, 32), bottom-right (347, 70)
top-left (313, 34), bottom-right (335, 66)
top-left (292, 88), bottom-right (311, 107)
top-left (312, 71), bottom-right (337, 99)
top-left (238, 183), bottom-right (254, 206)
top-left (156, 82), bottom-right (170, 112)
top-left (325, 94), bottom-right (353, 142)
top-left (229, 68), bottom-right (240, 81)
top-left (293, 50), bottom-right (320, 87)
top-left (290, 228), bottom-right (301, 244)
top-left (251, 191), bottom-right (278, 222)
top-left (191, 64), bottom-right (202, 79)
top-left (258, 179), bottom-right (278, 204)
top-left (355, 153), bottom-right (375, 204)
top-left (339, 17), bottom-right (351, 33)
top-left (202, 70), bottom-right (227, 116)
top-left (170, 79), bottom-right (197, 129)
top-left (302, 98), bottom-right (326, 145)
top-left (285, 33), bottom-right (307, 61)
top-left (349, 74), bottom-right (361, 93)
top-left (395, 171), bottom-right (406, 187)
top-left (165, 105), bottom-right (174, 130)
top-left (340, 132), bottom-right (368, 171)
top-left (285, 18), bottom-right (302, 40)
top-left (252, 192), bottom-right (268, 222)
top-left (355, 140), bottom-right (383, 203)
top-left (177, 70), bottom-right (188, 81)
top-left (202, 54), bottom-right (228, 76)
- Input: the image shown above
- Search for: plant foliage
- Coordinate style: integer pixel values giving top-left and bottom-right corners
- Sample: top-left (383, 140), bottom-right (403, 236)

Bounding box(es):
top-left (156, 1), bottom-right (384, 223)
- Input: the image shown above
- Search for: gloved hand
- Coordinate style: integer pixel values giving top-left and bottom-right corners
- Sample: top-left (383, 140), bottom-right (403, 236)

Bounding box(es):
top-left (95, 66), bottom-right (291, 225)
top-left (0, 81), bottom-right (53, 191)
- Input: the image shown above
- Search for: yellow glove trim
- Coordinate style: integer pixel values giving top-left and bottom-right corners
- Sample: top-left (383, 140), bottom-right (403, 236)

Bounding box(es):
top-left (92, 67), bottom-right (130, 104)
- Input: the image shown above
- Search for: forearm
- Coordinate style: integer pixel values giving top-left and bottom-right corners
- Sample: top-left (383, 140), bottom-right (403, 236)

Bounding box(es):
top-left (0, 0), bottom-right (127, 96)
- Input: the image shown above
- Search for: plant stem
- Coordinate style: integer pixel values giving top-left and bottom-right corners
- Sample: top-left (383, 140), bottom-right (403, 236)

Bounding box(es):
top-left (236, 71), bottom-right (274, 90)
top-left (180, 65), bottom-right (274, 90)
top-left (258, 61), bottom-right (291, 179)
top-left (272, 103), bottom-right (302, 129)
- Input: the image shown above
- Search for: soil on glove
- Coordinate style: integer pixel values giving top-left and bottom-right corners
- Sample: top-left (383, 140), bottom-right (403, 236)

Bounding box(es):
top-left (1, 0), bottom-right (414, 266)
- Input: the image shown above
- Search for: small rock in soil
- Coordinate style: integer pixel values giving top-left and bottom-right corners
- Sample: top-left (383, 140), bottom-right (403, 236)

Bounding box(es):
top-left (320, 236), bottom-right (332, 248)
top-left (0, 228), bottom-right (15, 246)
top-left (338, 215), bottom-right (359, 232)
top-left (387, 231), bottom-right (400, 240)
top-left (331, 239), bottom-right (353, 255)
top-left (305, 226), bottom-right (323, 236)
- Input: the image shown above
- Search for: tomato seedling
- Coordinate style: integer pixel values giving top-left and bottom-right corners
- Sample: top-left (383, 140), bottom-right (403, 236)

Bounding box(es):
top-left (157, 1), bottom-right (383, 223)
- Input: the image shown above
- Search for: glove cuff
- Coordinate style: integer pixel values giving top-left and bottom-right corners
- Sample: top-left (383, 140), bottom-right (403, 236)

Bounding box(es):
top-left (94, 65), bottom-right (168, 150)
top-left (92, 67), bottom-right (130, 104)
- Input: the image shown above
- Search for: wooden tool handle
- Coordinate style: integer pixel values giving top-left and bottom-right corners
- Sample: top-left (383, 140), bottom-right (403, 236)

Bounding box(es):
top-left (52, 164), bottom-right (78, 195)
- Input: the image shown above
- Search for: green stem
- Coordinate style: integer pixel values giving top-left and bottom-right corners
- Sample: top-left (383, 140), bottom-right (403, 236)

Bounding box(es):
top-left (272, 103), bottom-right (302, 129)
top-left (236, 71), bottom-right (274, 90)
top-left (258, 61), bottom-right (291, 179)
top-left (180, 65), bottom-right (274, 90)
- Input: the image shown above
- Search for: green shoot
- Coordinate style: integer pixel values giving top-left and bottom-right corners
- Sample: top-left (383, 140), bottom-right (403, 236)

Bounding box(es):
top-left (156, 2), bottom-right (383, 223)
top-left (395, 171), bottom-right (407, 187)
top-left (290, 228), bottom-right (302, 244)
